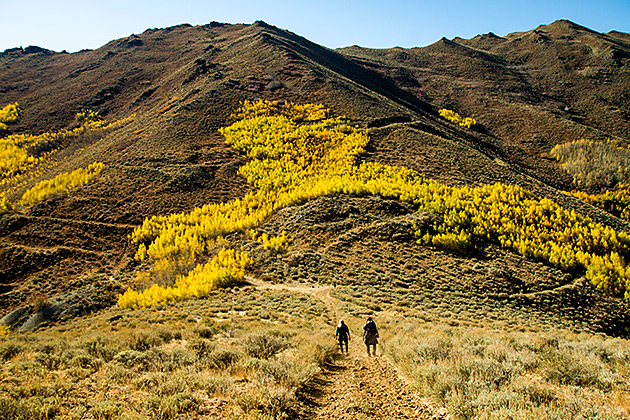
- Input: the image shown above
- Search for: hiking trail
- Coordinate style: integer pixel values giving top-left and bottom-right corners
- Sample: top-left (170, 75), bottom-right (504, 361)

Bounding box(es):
top-left (246, 276), bottom-right (449, 419)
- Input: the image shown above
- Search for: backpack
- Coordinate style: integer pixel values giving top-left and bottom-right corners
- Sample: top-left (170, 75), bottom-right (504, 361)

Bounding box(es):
top-left (365, 320), bottom-right (376, 333)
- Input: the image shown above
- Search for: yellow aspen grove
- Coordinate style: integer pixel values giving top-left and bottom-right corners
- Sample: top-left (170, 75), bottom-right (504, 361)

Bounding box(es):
top-left (438, 108), bottom-right (477, 128)
top-left (0, 102), bottom-right (20, 131)
top-left (17, 162), bottom-right (104, 207)
top-left (0, 108), bottom-right (133, 214)
top-left (123, 101), bottom-right (630, 309)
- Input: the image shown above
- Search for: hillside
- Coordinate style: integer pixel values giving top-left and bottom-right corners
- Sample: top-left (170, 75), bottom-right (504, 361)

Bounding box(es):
top-left (1, 19), bottom-right (630, 419)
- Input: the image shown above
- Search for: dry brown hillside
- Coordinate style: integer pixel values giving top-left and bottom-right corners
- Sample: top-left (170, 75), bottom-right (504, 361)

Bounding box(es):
top-left (1, 17), bottom-right (629, 335)
top-left (1, 19), bottom-right (630, 419)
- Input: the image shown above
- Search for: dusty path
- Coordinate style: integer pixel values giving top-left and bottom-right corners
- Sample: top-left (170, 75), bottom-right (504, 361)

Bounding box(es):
top-left (246, 276), bottom-right (448, 419)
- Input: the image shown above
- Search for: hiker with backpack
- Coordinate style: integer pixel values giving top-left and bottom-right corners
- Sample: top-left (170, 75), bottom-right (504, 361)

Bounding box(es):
top-left (363, 316), bottom-right (379, 356)
top-left (335, 320), bottom-right (350, 355)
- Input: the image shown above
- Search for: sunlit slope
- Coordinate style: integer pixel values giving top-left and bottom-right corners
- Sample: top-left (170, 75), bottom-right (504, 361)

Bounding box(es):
top-left (122, 101), bottom-right (630, 313)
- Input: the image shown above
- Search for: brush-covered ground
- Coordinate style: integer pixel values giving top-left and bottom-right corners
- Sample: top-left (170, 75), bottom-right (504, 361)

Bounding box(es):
top-left (2, 194), bottom-right (630, 419)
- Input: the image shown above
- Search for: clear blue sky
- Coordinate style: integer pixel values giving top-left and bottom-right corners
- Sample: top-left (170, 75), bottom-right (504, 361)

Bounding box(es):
top-left (2, 0), bottom-right (630, 53)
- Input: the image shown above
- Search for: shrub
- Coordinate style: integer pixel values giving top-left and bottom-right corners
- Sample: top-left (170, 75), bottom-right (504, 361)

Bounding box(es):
top-left (147, 392), bottom-right (200, 420)
top-left (33, 352), bottom-right (64, 370)
top-left (550, 138), bottom-right (630, 188)
top-left (131, 372), bottom-right (165, 391)
top-left (206, 348), bottom-right (242, 370)
top-left (297, 341), bottom-right (338, 367)
top-left (112, 350), bottom-right (155, 370)
top-left (0, 341), bottom-right (22, 361)
top-left (0, 396), bottom-right (59, 420)
top-left (81, 336), bottom-right (120, 362)
top-left (150, 348), bottom-right (195, 372)
top-left (194, 326), bottom-right (214, 339)
top-left (188, 373), bottom-right (231, 394)
top-left (89, 400), bottom-right (122, 420)
top-left (67, 350), bottom-right (102, 371)
top-left (188, 338), bottom-right (215, 359)
top-left (243, 331), bottom-right (286, 359)
top-left (236, 385), bottom-right (296, 420)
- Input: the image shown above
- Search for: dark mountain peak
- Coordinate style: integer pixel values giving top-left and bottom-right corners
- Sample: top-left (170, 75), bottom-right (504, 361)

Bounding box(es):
top-left (426, 37), bottom-right (460, 50)
top-left (425, 35), bottom-right (500, 61)
top-left (482, 31), bottom-right (501, 39)
top-left (608, 30), bottom-right (630, 42)
top-left (454, 32), bottom-right (506, 51)
top-left (252, 20), bottom-right (275, 30)
top-left (531, 19), bottom-right (601, 38)
top-left (0, 45), bottom-right (55, 58)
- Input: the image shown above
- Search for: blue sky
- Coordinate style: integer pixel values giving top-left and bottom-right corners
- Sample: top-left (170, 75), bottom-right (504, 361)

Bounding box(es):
top-left (2, 0), bottom-right (630, 53)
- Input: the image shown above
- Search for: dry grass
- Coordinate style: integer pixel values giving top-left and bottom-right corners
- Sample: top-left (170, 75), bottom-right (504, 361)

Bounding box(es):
top-left (0, 286), bottom-right (337, 419)
top-left (382, 324), bottom-right (630, 419)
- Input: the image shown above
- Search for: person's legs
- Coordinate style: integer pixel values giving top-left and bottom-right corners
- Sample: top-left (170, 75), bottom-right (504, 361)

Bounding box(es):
top-left (365, 343), bottom-right (371, 356)
top-left (344, 338), bottom-right (348, 354)
top-left (339, 339), bottom-right (344, 354)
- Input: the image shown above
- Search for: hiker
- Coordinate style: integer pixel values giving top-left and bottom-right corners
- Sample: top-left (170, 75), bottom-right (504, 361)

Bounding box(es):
top-left (335, 320), bottom-right (350, 355)
top-left (362, 316), bottom-right (379, 356)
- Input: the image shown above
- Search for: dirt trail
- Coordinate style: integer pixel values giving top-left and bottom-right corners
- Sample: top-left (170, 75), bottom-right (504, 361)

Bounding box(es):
top-left (246, 276), bottom-right (448, 419)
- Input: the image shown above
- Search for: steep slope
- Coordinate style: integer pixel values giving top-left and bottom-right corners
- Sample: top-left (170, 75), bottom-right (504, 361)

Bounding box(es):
top-left (339, 19), bottom-right (630, 192)
top-left (0, 20), bottom-right (629, 334)
top-left (2, 19), bottom-right (630, 420)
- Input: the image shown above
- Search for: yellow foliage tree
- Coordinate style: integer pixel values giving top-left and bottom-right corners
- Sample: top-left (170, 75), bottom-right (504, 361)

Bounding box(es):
top-left (118, 248), bottom-right (251, 309)
top-left (439, 108), bottom-right (476, 128)
top-left (17, 162), bottom-right (104, 207)
top-left (124, 100), bottom-right (630, 309)
top-left (0, 102), bottom-right (20, 131)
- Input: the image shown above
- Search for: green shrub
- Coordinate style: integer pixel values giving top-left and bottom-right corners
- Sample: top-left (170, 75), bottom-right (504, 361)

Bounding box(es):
top-left (67, 350), bottom-right (102, 371)
top-left (147, 392), bottom-right (200, 420)
top-left (0, 396), bottom-right (59, 420)
top-left (112, 350), bottom-right (155, 370)
top-left (236, 385), bottom-right (296, 419)
top-left (130, 332), bottom-right (165, 351)
top-left (132, 372), bottom-right (165, 391)
top-left (189, 374), bottom-right (231, 394)
top-left (188, 338), bottom-right (215, 359)
top-left (542, 349), bottom-right (605, 389)
top-left (194, 326), bottom-right (215, 339)
top-left (150, 348), bottom-right (195, 372)
top-left (157, 378), bottom-right (189, 397)
top-left (33, 352), bottom-right (63, 370)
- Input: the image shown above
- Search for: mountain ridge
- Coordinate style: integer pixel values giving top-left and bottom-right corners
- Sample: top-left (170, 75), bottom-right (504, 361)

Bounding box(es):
top-left (2, 18), bottom-right (630, 420)
top-left (1, 18), bottom-right (630, 329)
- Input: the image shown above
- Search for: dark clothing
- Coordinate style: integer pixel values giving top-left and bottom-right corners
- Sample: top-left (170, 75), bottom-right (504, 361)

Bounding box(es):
top-left (336, 323), bottom-right (350, 354)
top-left (336, 324), bottom-right (350, 340)
top-left (363, 320), bottom-right (378, 334)
top-left (363, 320), bottom-right (378, 346)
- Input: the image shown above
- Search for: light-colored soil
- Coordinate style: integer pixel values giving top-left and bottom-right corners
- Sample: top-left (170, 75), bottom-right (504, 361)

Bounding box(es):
top-left (246, 276), bottom-right (449, 419)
